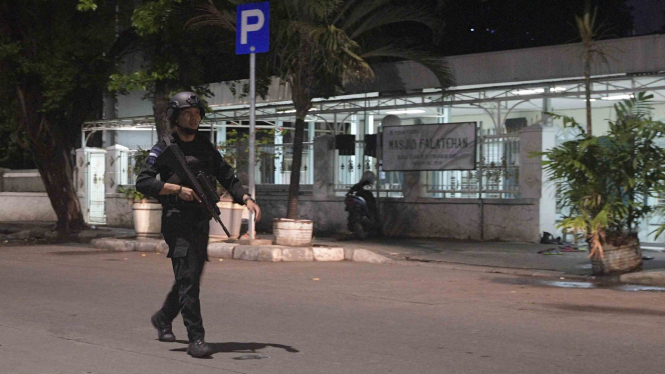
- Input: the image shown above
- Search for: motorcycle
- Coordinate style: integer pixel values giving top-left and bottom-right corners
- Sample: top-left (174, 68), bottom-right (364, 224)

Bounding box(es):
top-left (345, 172), bottom-right (379, 240)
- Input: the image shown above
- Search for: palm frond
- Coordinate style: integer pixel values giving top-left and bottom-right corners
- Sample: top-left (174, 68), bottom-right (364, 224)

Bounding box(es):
top-left (186, 1), bottom-right (235, 32)
top-left (347, 4), bottom-right (436, 40)
top-left (614, 92), bottom-right (654, 120)
top-left (282, 0), bottom-right (342, 20)
top-left (335, 0), bottom-right (391, 31)
top-left (361, 43), bottom-right (454, 88)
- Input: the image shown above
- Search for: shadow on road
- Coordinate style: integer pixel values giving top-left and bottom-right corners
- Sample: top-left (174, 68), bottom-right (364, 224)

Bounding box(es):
top-left (547, 303), bottom-right (665, 316)
top-left (170, 340), bottom-right (299, 355)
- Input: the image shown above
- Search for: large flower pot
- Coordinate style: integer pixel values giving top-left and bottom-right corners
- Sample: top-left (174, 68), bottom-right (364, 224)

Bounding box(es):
top-left (273, 218), bottom-right (313, 247)
top-left (132, 200), bottom-right (162, 239)
top-left (209, 201), bottom-right (246, 240)
top-left (591, 240), bottom-right (642, 275)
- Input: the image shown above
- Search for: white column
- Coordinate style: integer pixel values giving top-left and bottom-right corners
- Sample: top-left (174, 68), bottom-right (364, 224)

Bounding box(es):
top-left (542, 88), bottom-right (553, 126)
top-left (105, 144), bottom-right (130, 193)
top-left (353, 114), bottom-right (363, 182)
top-left (308, 121), bottom-right (315, 184)
top-left (435, 107), bottom-right (450, 197)
top-left (75, 148), bottom-right (89, 223)
top-left (519, 125), bottom-right (558, 241)
top-left (275, 120), bottom-right (284, 184)
top-left (217, 121), bottom-right (227, 152)
top-left (496, 103), bottom-right (502, 135)
top-left (367, 114), bottom-right (375, 134)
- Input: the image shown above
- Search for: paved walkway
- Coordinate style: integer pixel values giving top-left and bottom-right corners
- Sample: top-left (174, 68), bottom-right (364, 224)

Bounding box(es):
top-left (316, 236), bottom-right (665, 276)
top-left (4, 221), bottom-right (665, 284)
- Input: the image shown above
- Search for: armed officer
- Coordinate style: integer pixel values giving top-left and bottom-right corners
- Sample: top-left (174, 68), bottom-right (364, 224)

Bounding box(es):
top-left (136, 91), bottom-right (261, 358)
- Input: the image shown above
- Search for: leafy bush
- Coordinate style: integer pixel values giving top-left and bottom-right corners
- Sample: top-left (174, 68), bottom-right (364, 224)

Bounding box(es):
top-left (539, 93), bottom-right (665, 259)
top-left (118, 148), bottom-right (151, 202)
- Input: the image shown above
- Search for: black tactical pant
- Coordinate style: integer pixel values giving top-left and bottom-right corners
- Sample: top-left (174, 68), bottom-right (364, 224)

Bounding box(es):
top-left (154, 207), bottom-right (210, 342)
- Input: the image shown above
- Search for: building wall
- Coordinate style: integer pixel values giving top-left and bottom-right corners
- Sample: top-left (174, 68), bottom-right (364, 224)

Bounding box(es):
top-left (112, 130), bottom-right (158, 150)
top-left (106, 194), bottom-right (134, 228)
top-left (0, 169), bottom-right (46, 192)
top-left (0, 192), bottom-right (56, 222)
top-left (254, 194), bottom-right (539, 242)
top-left (447, 34), bottom-right (665, 86)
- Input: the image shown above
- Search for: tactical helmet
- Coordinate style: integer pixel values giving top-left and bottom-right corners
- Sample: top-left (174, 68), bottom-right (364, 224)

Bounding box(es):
top-left (166, 91), bottom-right (206, 123)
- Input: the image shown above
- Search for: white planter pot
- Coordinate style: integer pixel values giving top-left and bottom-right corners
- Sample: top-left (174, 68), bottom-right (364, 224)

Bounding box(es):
top-left (273, 218), bottom-right (313, 247)
top-left (132, 201), bottom-right (162, 239)
top-left (209, 201), bottom-right (246, 240)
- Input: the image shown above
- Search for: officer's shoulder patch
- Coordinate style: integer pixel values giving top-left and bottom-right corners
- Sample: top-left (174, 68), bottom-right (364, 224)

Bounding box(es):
top-left (146, 144), bottom-right (163, 165)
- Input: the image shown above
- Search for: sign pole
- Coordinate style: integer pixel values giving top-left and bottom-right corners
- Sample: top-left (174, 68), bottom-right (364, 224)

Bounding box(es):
top-left (248, 52), bottom-right (256, 240)
top-left (236, 1), bottom-right (269, 241)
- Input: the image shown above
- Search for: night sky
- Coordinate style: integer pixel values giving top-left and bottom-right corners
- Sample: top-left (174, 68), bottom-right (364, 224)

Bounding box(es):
top-left (629, 0), bottom-right (665, 34)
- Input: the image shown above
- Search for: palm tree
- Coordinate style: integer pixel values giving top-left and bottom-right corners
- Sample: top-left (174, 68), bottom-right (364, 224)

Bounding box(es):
top-left (575, 0), bottom-right (615, 136)
top-left (575, 1), bottom-right (597, 136)
top-left (189, 0), bottom-right (453, 219)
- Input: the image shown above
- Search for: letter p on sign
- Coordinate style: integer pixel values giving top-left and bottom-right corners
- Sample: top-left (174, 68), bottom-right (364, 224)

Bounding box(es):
top-left (236, 2), bottom-right (270, 55)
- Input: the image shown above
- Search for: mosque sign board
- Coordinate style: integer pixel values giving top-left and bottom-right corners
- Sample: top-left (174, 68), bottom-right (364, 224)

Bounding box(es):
top-left (382, 122), bottom-right (477, 171)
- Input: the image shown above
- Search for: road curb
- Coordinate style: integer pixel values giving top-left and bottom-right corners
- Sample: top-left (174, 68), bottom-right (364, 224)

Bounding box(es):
top-left (3, 227), bottom-right (131, 243)
top-left (619, 271), bottom-right (665, 287)
top-left (397, 257), bottom-right (594, 281)
top-left (89, 238), bottom-right (393, 264)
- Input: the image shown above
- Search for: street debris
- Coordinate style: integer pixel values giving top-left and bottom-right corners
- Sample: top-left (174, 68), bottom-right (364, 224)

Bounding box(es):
top-left (537, 248), bottom-right (562, 255)
top-left (538, 245), bottom-right (586, 255)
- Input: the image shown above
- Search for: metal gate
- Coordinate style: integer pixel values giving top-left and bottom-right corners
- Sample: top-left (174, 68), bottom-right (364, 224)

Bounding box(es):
top-left (75, 148), bottom-right (107, 225)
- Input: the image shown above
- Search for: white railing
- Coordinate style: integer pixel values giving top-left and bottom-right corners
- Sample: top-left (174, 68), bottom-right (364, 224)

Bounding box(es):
top-left (424, 134), bottom-right (520, 199)
top-left (334, 141), bottom-right (404, 197)
top-left (248, 133), bottom-right (520, 199)
top-left (255, 142), bottom-right (313, 185)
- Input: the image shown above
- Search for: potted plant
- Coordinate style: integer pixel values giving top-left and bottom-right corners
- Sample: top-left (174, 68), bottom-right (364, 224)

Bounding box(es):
top-left (118, 148), bottom-right (162, 239)
top-left (540, 93), bottom-right (665, 275)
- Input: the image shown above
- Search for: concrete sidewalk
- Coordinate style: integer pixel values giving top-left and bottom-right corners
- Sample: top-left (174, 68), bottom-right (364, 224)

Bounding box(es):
top-left (4, 221), bottom-right (665, 285)
top-left (89, 237), bottom-right (392, 264)
top-left (316, 236), bottom-right (665, 282)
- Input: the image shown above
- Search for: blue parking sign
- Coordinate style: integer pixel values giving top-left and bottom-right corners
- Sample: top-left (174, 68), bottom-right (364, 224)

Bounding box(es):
top-left (236, 2), bottom-right (270, 55)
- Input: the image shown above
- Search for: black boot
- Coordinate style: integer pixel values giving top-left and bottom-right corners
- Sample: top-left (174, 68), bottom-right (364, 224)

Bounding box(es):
top-left (151, 313), bottom-right (176, 342)
top-left (187, 339), bottom-right (213, 358)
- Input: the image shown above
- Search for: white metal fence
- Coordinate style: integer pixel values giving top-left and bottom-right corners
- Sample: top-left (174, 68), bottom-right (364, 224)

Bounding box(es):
top-left (425, 134), bottom-right (520, 199)
top-left (124, 134), bottom-right (520, 198)
top-left (255, 142), bottom-right (314, 185)
top-left (334, 141), bottom-right (404, 197)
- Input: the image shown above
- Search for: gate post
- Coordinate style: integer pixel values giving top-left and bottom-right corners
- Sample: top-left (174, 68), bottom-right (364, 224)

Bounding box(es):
top-left (105, 145), bottom-right (133, 227)
top-left (313, 135), bottom-right (334, 197)
top-left (105, 145), bottom-right (130, 193)
top-left (519, 124), bottom-right (557, 239)
top-left (74, 147), bottom-right (107, 225)
top-left (75, 148), bottom-right (89, 223)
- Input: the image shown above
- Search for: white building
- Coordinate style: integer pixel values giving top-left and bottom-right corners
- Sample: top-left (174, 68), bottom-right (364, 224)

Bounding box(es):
top-left (5, 34), bottom-right (665, 244)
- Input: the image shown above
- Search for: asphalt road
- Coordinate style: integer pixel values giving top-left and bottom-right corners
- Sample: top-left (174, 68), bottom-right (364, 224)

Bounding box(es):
top-left (1, 244), bottom-right (664, 374)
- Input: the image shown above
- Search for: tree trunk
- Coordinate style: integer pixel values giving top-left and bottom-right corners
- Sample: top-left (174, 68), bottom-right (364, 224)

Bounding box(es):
top-left (16, 86), bottom-right (86, 236)
top-left (286, 116), bottom-right (306, 219)
top-left (153, 81), bottom-right (172, 139)
top-left (34, 142), bottom-right (86, 235)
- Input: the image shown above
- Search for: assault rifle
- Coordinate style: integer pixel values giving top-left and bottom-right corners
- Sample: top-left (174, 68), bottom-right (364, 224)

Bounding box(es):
top-left (157, 136), bottom-right (231, 237)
